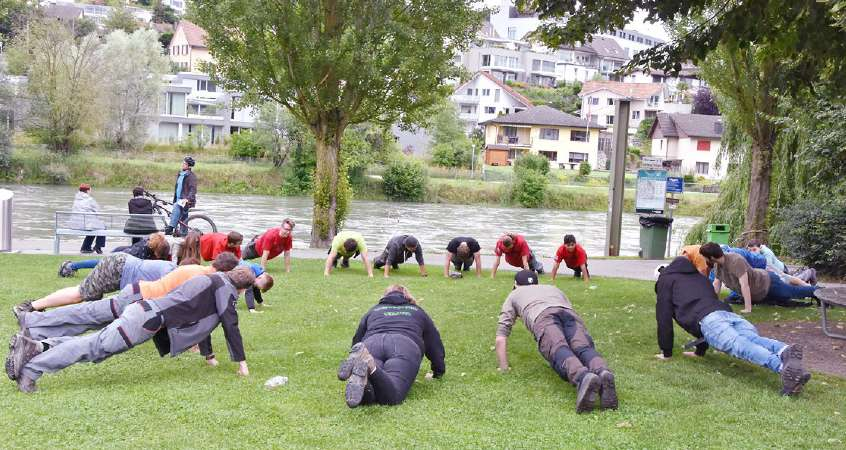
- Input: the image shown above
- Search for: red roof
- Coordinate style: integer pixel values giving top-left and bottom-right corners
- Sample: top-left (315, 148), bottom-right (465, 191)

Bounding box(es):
top-left (579, 81), bottom-right (663, 100)
top-left (453, 72), bottom-right (534, 107)
top-left (177, 20), bottom-right (208, 48)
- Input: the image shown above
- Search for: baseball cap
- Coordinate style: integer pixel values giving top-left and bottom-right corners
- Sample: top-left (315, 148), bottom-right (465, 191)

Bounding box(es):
top-left (404, 236), bottom-right (418, 248)
top-left (514, 270), bottom-right (538, 286)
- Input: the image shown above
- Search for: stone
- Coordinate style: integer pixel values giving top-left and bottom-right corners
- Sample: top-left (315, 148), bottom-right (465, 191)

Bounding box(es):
top-left (264, 376), bottom-right (288, 389)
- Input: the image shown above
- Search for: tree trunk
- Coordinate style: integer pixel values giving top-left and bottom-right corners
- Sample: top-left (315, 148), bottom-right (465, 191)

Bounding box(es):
top-left (743, 129), bottom-right (775, 243)
top-left (309, 120), bottom-right (343, 248)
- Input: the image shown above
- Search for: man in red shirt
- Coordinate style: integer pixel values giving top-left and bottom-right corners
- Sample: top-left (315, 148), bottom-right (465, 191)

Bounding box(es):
top-left (551, 234), bottom-right (589, 282)
top-left (242, 218), bottom-right (295, 272)
top-left (490, 233), bottom-right (544, 278)
top-left (200, 231), bottom-right (243, 261)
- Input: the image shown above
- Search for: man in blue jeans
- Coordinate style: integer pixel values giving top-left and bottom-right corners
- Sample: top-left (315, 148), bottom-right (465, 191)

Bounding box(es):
top-left (165, 156), bottom-right (198, 236)
top-left (655, 256), bottom-right (810, 396)
top-left (699, 242), bottom-right (818, 313)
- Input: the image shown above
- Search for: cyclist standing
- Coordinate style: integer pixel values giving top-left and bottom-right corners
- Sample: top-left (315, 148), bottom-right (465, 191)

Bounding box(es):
top-left (166, 156), bottom-right (198, 236)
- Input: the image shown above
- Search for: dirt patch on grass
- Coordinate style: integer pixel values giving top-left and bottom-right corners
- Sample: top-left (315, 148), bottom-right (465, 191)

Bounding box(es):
top-left (755, 320), bottom-right (846, 378)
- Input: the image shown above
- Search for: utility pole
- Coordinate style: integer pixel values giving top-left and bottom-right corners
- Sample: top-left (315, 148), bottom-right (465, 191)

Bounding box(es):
top-left (605, 100), bottom-right (630, 256)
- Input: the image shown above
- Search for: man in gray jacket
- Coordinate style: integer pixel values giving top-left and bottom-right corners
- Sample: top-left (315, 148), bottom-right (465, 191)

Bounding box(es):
top-left (6, 267), bottom-right (255, 393)
top-left (495, 270), bottom-right (617, 413)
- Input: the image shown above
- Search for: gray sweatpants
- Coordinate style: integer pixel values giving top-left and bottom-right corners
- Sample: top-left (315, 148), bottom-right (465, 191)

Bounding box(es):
top-left (21, 302), bottom-right (159, 381)
top-left (24, 285), bottom-right (143, 340)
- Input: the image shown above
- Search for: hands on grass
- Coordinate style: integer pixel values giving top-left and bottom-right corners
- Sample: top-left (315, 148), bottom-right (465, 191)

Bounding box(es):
top-left (238, 361), bottom-right (249, 376)
top-left (682, 352), bottom-right (700, 357)
top-left (206, 357), bottom-right (219, 367)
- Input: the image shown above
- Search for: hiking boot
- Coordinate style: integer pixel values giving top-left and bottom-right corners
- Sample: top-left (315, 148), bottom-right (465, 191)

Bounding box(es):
top-left (16, 310), bottom-right (29, 337)
top-left (598, 370), bottom-right (618, 410)
top-left (17, 372), bottom-right (37, 393)
top-left (780, 346), bottom-right (810, 396)
top-left (6, 333), bottom-right (42, 381)
top-left (338, 343), bottom-right (366, 381)
top-left (780, 344), bottom-right (803, 366)
top-left (58, 260), bottom-right (76, 278)
top-left (575, 372), bottom-right (600, 414)
top-left (12, 301), bottom-right (34, 322)
top-left (345, 359), bottom-right (371, 408)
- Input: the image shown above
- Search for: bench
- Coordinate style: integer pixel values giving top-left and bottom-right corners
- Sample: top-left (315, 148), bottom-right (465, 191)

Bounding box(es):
top-left (54, 211), bottom-right (166, 254)
top-left (816, 287), bottom-right (846, 340)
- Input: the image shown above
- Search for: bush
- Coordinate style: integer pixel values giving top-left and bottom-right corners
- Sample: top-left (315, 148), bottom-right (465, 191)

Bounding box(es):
top-left (772, 200), bottom-right (846, 277)
top-left (382, 157), bottom-right (427, 201)
top-left (229, 132), bottom-right (265, 159)
top-left (683, 173), bottom-right (696, 183)
top-left (579, 161), bottom-right (591, 176)
top-left (513, 153), bottom-right (550, 175)
top-left (512, 168), bottom-right (548, 208)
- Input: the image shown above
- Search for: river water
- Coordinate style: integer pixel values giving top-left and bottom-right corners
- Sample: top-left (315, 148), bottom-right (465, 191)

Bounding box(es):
top-left (1, 184), bottom-right (699, 257)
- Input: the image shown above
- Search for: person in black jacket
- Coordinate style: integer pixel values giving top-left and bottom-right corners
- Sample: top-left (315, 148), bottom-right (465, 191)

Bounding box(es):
top-left (337, 285), bottom-right (445, 408)
top-left (124, 186), bottom-right (158, 244)
top-left (655, 256), bottom-right (810, 396)
top-left (166, 156), bottom-right (198, 236)
top-left (7, 268), bottom-right (254, 393)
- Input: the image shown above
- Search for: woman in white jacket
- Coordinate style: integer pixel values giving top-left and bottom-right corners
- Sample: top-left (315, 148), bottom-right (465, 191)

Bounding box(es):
top-left (70, 184), bottom-right (106, 254)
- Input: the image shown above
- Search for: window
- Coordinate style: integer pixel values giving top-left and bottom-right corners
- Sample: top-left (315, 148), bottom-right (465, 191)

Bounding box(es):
top-left (570, 130), bottom-right (588, 142)
top-left (165, 92), bottom-right (185, 115)
top-left (494, 55), bottom-right (520, 68)
top-left (539, 151), bottom-right (556, 161)
top-left (543, 61), bottom-right (555, 72)
top-left (539, 128), bottom-right (559, 140)
top-left (589, 97), bottom-right (599, 105)
top-left (607, 98), bottom-right (614, 106)
top-left (494, 89), bottom-right (500, 102)
top-left (606, 115), bottom-right (614, 124)
top-left (532, 59), bottom-right (541, 71)
top-left (460, 104), bottom-right (476, 114)
top-left (568, 152), bottom-right (588, 163)
top-left (507, 27), bottom-right (517, 40)
top-left (558, 51), bottom-right (573, 62)
top-left (589, 114), bottom-right (598, 123)
top-left (696, 162), bottom-right (710, 175)
top-left (197, 80), bottom-right (215, 91)
top-left (648, 95), bottom-right (660, 105)
top-left (697, 140), bottom-right (711, 151)
top-left (637, 37), bottom-right (643, 43)
top-left (466, 88), bottom-right (473, 96)
top-left (481, 54), bottom-right (491, 66)
top-left (646, 39), bottom-right (653, 45)
top-left (632, 110), bottom-right (641, 119)
top-left (484, 106), bottom-right (495, 114)
top-left (482, 89), bottom-right (490, 96)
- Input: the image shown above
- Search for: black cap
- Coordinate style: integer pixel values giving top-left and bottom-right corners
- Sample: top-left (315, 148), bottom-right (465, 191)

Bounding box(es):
top-left (404, 236), bottom-right (418, 248)
top-left (184, 156), bottom-right (196, 167)
top-left (515, 270), bottom-right (539, 286)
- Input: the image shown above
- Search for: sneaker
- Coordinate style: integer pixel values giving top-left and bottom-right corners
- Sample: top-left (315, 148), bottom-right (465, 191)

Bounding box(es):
top-left (17, 372), bottom-right (37, 393)
top-left (16, 310), bottom-right (29, 337)
top-left (164, 226), bottom-right (174, 236)
top-left (58, 260), bottom-right (76, 278)
top-left (598, 370), bottom-right (618, 410)
top-left (338, 342), bottom-right (368, 381)
top-left (80, 249), bottom-right (94, 254)
top-left (780, 345), bottom-right (810, 396)
top-left (12, 301), bottom-right (34, 322)
top-left (6, 333), bottom-right (42, 381)
top-left (94, 247), bottom-right (103, 255)
top-left (780, 344), bottom-right (803, 366)
top-left (575, 372), bottom-right (600, 414)
top-left (345, 359), bottom-right (371, 408)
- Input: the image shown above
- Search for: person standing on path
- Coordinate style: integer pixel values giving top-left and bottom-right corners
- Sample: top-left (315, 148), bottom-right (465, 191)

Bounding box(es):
top-left (166, 156), bottom-right (197, 236)
top-left (70, 183), bottom-right (106, 254)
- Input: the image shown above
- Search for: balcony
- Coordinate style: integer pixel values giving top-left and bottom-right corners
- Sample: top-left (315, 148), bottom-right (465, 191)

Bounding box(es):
top-left (496, 135), bottom-right (532, 147)
top-left (452, 95), bottom-right (479, 104)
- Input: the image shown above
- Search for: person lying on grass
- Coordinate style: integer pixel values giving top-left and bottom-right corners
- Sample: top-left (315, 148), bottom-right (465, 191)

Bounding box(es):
top-left (6, 267), bottom-right (255, 393)
top-left (58, 232), bottom-right (172, 277)
top-left (239, 260), bottom-right (275, 313)
top-left (495, 270), bottom-right (617, 414)
top-left (14, 253), bottom-right (240, 341)
top-left (15, 253), bottom-right (176, 317)
top-left (338, 284), bottom-right (445, 408)
top-left (654, 256), bottom-right (811, 396)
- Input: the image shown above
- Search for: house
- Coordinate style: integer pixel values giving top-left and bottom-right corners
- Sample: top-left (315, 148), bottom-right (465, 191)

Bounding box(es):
top-left (42, 4), bottom-right (84, 24)
top-left (480, 105), bottom-right (604, 168)
top-left (555, 35), bottom-right (628, 84)
top-left (169, 20), bottom-right (212, 72)
top-left (149, 72), bottom-right (256, 144)
top-left (160, 0), bottom-right (187, 15)
top-left (578, 80), bottom-right (692, 134)
top-left (600, 29), bottom-right (664, 59)
top-left (648, 113), bottom-right (727, 179)
top-left (487, 0), bottom-right (540, 41)
top-left (450, 71), bottom-right (534, 132)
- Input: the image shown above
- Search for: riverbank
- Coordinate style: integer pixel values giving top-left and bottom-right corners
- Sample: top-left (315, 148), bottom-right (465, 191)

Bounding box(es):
top-left (3, 146), bottom-right (716, 216)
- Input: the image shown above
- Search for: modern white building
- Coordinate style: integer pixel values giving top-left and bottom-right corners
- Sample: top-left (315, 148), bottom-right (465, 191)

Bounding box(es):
top-left (160, 0), bottom-right (187, 15)
top-left (457, 23), bottom-right (558, 87)
top-left (600, 28), bottom-right (665, 59)
top-left (578, 80), bottom-right (691, 134)
top-left (648, 113), bottom-right (728, 179)
top-left (150, 72), bottom-right (256, 144)
top-left (40, 1), bottom-right (153, 25)
top-left (486, 0), bottom-right (541, 41)
top-left (450, 71), bottom-right (534, 131)
top-left (554, 35), bottom-right (628, 84)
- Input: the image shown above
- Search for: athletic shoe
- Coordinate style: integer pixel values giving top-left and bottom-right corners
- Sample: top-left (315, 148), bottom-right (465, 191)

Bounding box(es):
top-left (12, 301), bottom-right (34, 322)
top-left (164, 226), bottom-right (174, 236)
top-left (16, 310), bottom-right (29, 337)
top-left (780, 345), bottom-right (810, 396)
top-left (598, 370), bottom-right (618, 410)
top-left (6, 333), bottom-right (42, 381)
top-left (80, 249), bottom-right (94, 254)
top-left (780, 344), bottom-right (803, 365)
top-left (94, 247), bottom-right (103, 255)
top-left (575, 372), bottom-right (600, 414)
top-left (58, 260), bottom-right (76, 278)
top-left (16, 372), bottom-right (37, 393)
top-left (338, 342), bottom-right (368, 381)
top-left (345, 359), bottom-right (370, 408)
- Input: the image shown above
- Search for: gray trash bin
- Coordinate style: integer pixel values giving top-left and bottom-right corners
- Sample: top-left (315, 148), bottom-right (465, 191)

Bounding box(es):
top-left (638, 215), bottom-right (673, 259)
top-left (0, 189), bottom-right (12, 252)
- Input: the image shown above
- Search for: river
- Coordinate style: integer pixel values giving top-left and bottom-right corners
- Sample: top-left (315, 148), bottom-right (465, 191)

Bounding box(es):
top-left (1, 184), bottom-right (699, 257)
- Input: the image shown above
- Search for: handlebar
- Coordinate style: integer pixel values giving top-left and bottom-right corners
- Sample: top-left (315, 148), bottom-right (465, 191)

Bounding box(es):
top-left (143, 190), bottom-right (173, 206)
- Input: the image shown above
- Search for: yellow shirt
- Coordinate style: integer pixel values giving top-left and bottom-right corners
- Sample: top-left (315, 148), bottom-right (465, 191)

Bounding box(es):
top-left (140, 265), bottom-right (215, 299)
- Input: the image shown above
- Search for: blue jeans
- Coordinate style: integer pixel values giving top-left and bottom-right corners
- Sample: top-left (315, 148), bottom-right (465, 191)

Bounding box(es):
top-left (700, 310), bottom-right (786, 373)
top-left (169, 204), bottom-right (189, 230)
top-left (70, 259), bottom-right (100, 270)
top-left (765, 271), bottom-right (817, 302)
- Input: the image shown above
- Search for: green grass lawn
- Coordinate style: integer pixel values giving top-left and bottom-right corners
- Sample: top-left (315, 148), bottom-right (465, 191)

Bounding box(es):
top-left (0, 254), bottom-right (844, 448)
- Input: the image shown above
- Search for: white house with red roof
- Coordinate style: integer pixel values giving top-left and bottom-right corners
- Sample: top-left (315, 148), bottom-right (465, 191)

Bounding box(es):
top-left (169, 20), bottom-right (212, 72)
top-left (578, 80), bottom-right (691, 134)
top-left (450, 71), bottom-right (534, 131)
top-left (648, 113), bottom-right (727, 179)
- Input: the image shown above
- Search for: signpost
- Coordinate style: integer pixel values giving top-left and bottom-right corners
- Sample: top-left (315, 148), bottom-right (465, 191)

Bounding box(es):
top-left (635, 169), bottom-right (668, 214)
top-left (666, 176), bottom-right (684, 194)
top-left (664, 177), bottom-right (684, 257)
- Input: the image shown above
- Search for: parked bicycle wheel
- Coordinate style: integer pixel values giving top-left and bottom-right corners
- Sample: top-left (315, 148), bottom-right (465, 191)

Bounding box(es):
top-left (185, 214), bottom-right (217, 234)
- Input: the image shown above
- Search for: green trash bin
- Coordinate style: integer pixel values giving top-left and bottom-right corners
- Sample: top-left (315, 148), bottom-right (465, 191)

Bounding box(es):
top-left (639, 216), bottom-right (673, 259)
top-left (706, 224), bottom-right (731, 245)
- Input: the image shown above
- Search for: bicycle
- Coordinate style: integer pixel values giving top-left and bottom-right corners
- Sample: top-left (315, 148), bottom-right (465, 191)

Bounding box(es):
top-left (143, 189), bottom-right (217, 237)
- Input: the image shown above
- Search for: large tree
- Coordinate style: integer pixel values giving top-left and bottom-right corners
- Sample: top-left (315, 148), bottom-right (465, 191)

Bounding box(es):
top-left (520, 0), bottom-right (846, 241)
top-left (192, 0), bottom-right (482, 246)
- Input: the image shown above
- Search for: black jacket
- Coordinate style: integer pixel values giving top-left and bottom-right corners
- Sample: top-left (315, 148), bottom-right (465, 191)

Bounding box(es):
top-left (352, 292), bottom-right (445, 377)
top-left (382, 235), bottom-right (424, 266)
top-left (124, 197), bottom-right (158, 235)
top-left (112, 238), bottom-right (152, 259)
top-left (655, 256), bottom-right (732, 357)
top-left (173, 170), bottom-right (198, 208)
